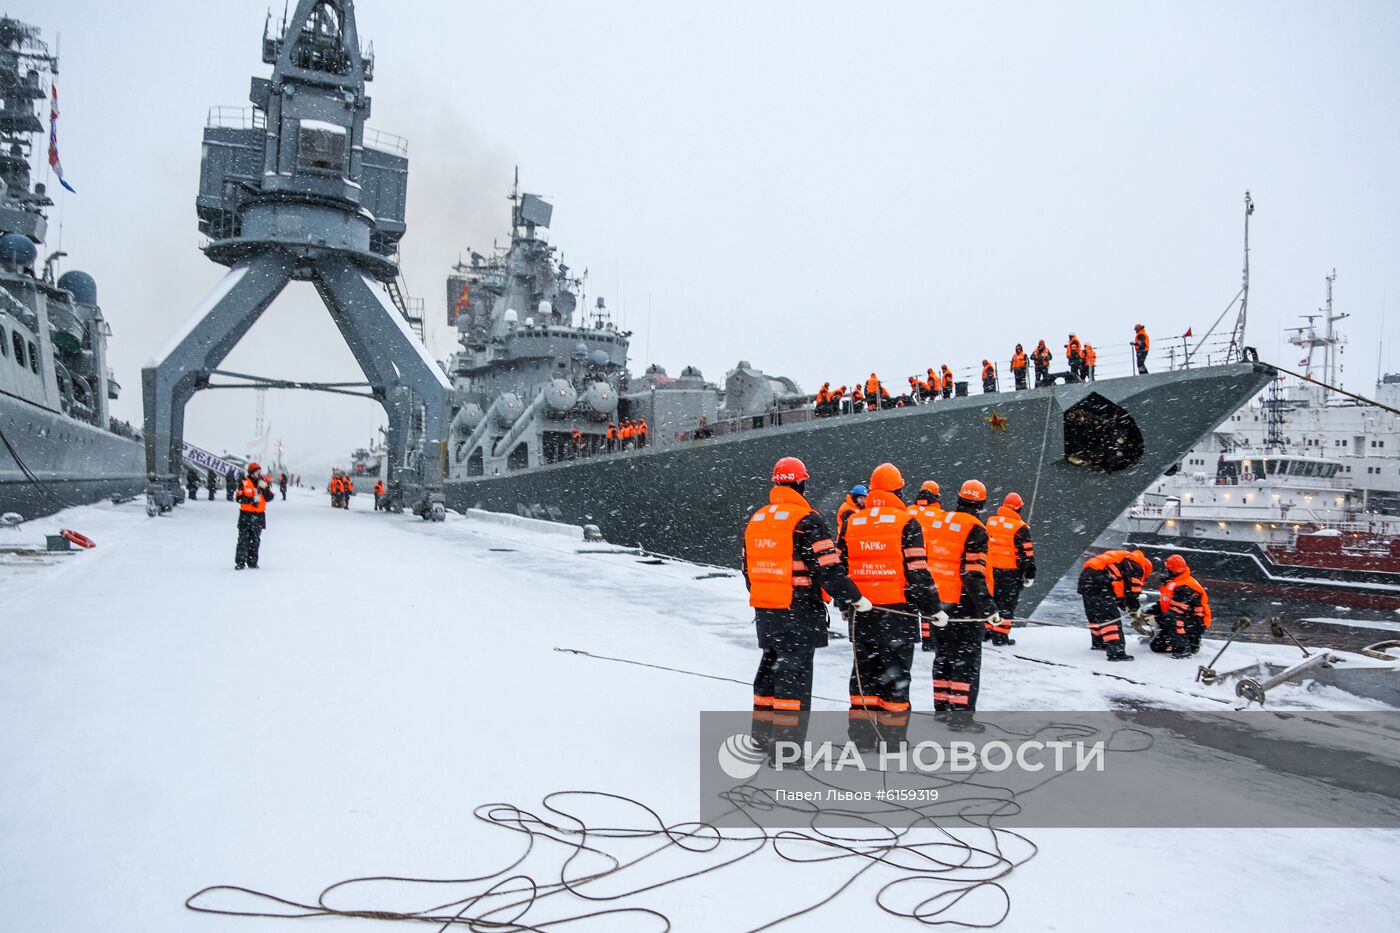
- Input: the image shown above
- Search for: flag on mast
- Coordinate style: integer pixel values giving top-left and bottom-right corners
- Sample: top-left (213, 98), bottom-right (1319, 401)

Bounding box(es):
top-left (1184, 327), bottom-right (1193, 338)
top-left (48, 83), bottom-right (76, 194)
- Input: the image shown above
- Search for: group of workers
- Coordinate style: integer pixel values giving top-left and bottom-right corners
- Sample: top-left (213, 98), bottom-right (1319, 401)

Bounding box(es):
top-left (605, 418), bottom-right (649, 453)
top-left (188, 467), bottom-right (291, 502)
top-left (813, 325), bottom-right (1151, 417)
top-left (328, 471), bottom-right (391, 510)
top-left (743, 449), bottom-right (1207, 740)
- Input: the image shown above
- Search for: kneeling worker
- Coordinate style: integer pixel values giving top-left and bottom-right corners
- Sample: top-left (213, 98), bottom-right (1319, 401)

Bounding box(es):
top-left (743, 456), bottom-right (864, 735)
top-left (984, 492), bottom-right (1036, 646)
top-left (842, 463), bottom-right (943, 733)
top-left (1148, 553), bottom-right (1212, 658)
top-left (925, 480), bottom-right (998, 728)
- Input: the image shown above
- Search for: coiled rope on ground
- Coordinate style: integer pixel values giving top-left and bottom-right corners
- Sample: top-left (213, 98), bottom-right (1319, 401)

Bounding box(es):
top-left (186, 717), bottom-right (1154, 931)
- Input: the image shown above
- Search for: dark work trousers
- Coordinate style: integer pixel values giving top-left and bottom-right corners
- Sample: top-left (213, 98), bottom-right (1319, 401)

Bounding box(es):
top-left (1013, 369), bottom-right (1028, 390)
top-left (1034, 365), bottom-right (1049, 387)
top-left (1136, 349), bottom-right (1149, 374)
top-left (987, 569), bottom-right (1022, 641)
top-left (932, 617), bottom-right (984, 711)
top-left (1173, 616), bottom-right (1205, 655)
top-left (848, 609), bottom-right (918, 714)
top-left (992, 569), bottom-right (1024, 621)
top-left (753, 646), bottom-right (816, 713)
top-left (1078, 570), bottom-right (1126, 657)
top-left (235, 511), bottom-right (265, 568)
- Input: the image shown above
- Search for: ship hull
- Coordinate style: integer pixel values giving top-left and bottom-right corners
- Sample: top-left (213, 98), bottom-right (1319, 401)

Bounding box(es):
top-left (1127, 533), bottom-right (1400, 622)
top-left (446, 363), bottom-right (1274, 616)
top-left (1, 394), bottom-right (147, 519)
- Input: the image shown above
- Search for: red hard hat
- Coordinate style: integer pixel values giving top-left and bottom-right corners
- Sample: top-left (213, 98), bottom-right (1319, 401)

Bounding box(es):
top-left (1003, 492), bottom-right (1024, 510)
top-left (246, 462), bottom-right (260, 472)
top-left (1165, 554), bottom-right (1188, 574)
top-left (870, 462), bottom-right (905, 492)
top-left (1135, 323), bottom-right (1145, 331)
top-left (772, 456), bottom-right (809, 484)
top-left (958, 479), bottom-right (987, 502)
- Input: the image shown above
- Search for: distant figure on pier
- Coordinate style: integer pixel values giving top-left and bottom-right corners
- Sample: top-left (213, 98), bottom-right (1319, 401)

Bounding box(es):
top-left (234, 462), bottom-right (272, 570)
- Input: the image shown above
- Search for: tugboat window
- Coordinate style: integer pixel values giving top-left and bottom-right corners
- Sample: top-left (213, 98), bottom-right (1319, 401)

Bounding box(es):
top-left (296, 120), bottom-right (347, 174)
top-left (13, 332), bottom-right (25, 367)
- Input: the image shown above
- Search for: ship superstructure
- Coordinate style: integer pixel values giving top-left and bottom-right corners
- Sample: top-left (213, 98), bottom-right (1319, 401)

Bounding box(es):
top-left (0, 17), bottom-right (144, 519)
top-left (444, 181), bottom-right (802, 479)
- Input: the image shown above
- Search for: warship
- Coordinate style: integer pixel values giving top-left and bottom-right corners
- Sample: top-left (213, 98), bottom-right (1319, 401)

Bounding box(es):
top-left (0, 18), bottom-right (144, 520)
top-left (440, 190), bottom-right (1275, 615)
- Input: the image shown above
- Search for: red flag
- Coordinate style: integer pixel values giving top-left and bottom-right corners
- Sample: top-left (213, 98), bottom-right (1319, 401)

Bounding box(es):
top-left (1183, 327), bottom-right (1193, 338)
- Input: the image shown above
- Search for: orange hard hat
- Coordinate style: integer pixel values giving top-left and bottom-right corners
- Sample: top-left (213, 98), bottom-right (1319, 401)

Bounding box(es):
top-left (870, 462), bottom-right (905, 492)
top-left (1135, 323), bottom-right (1145, 331)
top-left (246, 462), bottom-right (260, 472)
top-left (958, 479), bottom-right (987, 502)
top-left (920, 480), bottom-right (941, 497)
top-left (772, 456), bottom-right (809, 484)
top-left (1165, 553), bottom-right (1188, 574)
top-left (1003, 492), bottom-right (1024, 510)
top-left (1131, 549), bottom-right (1153, 575)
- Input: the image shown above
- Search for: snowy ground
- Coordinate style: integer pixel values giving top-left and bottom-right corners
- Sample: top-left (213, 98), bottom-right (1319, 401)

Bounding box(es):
top-left (2, 491), bottom-right (1398, 931)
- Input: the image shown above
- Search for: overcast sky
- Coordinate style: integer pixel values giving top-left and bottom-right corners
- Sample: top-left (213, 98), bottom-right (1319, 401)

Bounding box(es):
top-left (22, 0), bottom-right (1400, 471)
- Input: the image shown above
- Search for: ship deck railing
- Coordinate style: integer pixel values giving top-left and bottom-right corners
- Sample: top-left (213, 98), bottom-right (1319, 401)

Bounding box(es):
top-left (206, 106), bottom-right (408, 156)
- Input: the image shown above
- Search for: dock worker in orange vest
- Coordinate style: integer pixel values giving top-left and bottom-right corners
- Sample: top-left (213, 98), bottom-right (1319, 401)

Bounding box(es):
top-left (1078, 550), bottom-right (1138, 661)
top-left (1010, 344), bottom-right (1028, 390)
top-left (1133, 324), bottom-right (1150, 374)
top-left (851, 384), bottom-right (865, 414)
top-left (981, 359), bottom-right (997, 394)
top-left (984, 492), bottom-right (1036, 646)
top-left (638, 418), bottom-right (649, 448)
top-left (830, 384), bottom-right (847, 414)
top-left (1147, 553), bottom-right (1211, 657)
top-left (924, 479), bottom-right (998, 729)
top-left (816, 382), bottom-right (832, 416)
top-left (926, 368), bottom-right (941, 400)
top-left (940, 364), bottom-right (954, 399)
top-left (1031, 340), bottom-right (1053, 387)
top-left (743, 456), bottom-right (864, 745)
top-left (373, 478), bottom-right (386, 510)
top-left (865, 373), bottom-right (882, 411)
top-left (606, 422), bottom-right (618, 453)
top-left (1083, 343), bottom-right (1097, 381)
top-left (234, 462), bottom-right (272, 570)
top-left (1065, 334), bottom-right (1084, 382)
top-left (835, 483), bottom-right (867, 545)
top-left (327, 474), bottom-right (342, 508)
top-left (842, 463), bottom-right (943, 743)
top-left (908, 480), bottom-right (946, 650)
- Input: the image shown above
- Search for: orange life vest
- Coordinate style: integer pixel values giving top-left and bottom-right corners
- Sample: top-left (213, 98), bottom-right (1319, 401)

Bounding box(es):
top-left (328, 476), bottom-right (341, 494)
top-left (982, 362), bottom-right (995, 380)
top-left (1136, 328), bottom-right (1150, 351)
top-left (1161, 573), bottom-right (1212, 629)
top-left (239, 477), bottom-right (266, 514)
top-left (985, 506), bottom-right (1027, 571)
top-left (745, 486), bottom-right (816, 610)
top-left (1011, 350), bottom-right (1027, 371)
top-left (1066, 336), bottom-right (1082, 358)
top-left (908, 502), bottom-right (945, 543)
top-left (1033, 344), bottom-right (1051, 365)
top-left (925, 509), bottom-right (991, 603)
top-left (374, 481), bottom-right (385, 495)
top-left (836, 496), bottom-right (860, 542)
top-left (1084, 345), bottom-right (1097, 366)
top-left (1085, 549), bottom-right (1129, 596)
top-left (844, 489), bottom-right (912, 605)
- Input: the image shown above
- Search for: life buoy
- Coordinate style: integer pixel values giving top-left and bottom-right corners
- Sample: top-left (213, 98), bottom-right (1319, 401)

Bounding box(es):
top-left (60, 529), bottom-right (96, 549)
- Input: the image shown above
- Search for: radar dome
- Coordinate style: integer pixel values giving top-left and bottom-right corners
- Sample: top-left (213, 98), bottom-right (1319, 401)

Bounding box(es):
top-left (572, 342), bottom-right (589, 360)
top-left (57, 270), bottom-right (98, 306)
top-left (583, 382), bottom-right (618, 415)
top-left (0, 233), bottom-right (37, 271)
top-left (589, 349), bottom-right (610, 368)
